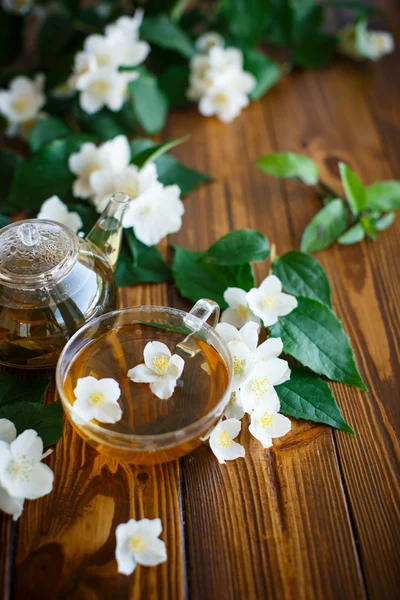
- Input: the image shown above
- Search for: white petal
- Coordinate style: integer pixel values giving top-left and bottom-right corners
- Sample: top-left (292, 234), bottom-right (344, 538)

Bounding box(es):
top-left (150, 378), bottom-right (177, 400)
top-left (80, 90), bottom-right (104, 114)
top-left (74, 376), bottom-right (98, 399)
top-left (249, 420), bottom-right (273, 448)
top-left (10, 430), bottom-right (43, 463)
top-left (0, 485), bottom-right (24, 520)
top-left (101, 135), bottom-right (131, 172)
top-left (20, 463), bottom-right (54, 500)
top-left (143, 341), bottom-right (171, 370)
top-left (255, 337), bottom-right (283, 362)
top-left (167, 355), bottom-right (185, 379)
top-left (220, 417), bottom-right (242, 439)
top-left (136, 537), bottom-right (167, 567)
top-left (263, 358), bottom-right (290, 386)
top-left (239, 321), bottom-right (259, 352)
top-left (224, 392), bottom-right (245, 420)
top-left (215, 322), bottom-right (240, 344)
top-left (258, 275), bottom-right (282, 296)
top-left (94, 401), bottom-right (122, 424)
top-left (127, 364), bottom-right (158, 383)
top-left (0, 419), bottom-right (16, 444)
top-left (228, 340), bottom-right (254, 391)
top-left (134, 517), bottom-right (163, 539)
top-left (115, 523), bottom-right (137, 575)
top-left (268, 413), bottom-right (292, 438)
top-left (274, 365), bottom-right (291, 386)
top-left (276, 293), bottom-right (298, 317)
top-left (98, 378), bottom-right (121, 403)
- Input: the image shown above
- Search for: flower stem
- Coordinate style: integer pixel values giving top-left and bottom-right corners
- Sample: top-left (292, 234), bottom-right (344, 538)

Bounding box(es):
top-left (269, 242), bottom-right (276, 274)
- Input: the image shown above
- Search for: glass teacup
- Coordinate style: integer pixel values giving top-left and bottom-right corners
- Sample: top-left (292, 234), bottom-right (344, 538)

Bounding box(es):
top-left (56, 300), bottom-right (232, 464)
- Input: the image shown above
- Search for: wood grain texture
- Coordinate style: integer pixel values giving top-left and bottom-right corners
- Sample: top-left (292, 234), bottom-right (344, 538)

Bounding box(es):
top-left (1, 0), bottom-right (400, 597)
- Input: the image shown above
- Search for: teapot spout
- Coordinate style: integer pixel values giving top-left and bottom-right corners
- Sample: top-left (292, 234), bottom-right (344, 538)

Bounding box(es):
top-left (86, 192), bottom-right (130, 271)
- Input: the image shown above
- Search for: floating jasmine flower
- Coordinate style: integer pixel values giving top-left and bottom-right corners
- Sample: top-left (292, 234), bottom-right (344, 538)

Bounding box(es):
top-left (220, 287), bottom-right (260, 329)
top-left (0, 428), bottom-right (54, 501)
top-left (69, 135), bottom-right (131, 200)
top-left (72, 376), bottom-right (122, 424)
top-left (76, 66), bottom-right (138, 114)
top-left (37, 196), bottom-right (83, 234)
top-left (0, 74), bottom-right (45, 131)
top-left (115, 518), bottom-right (167, 575)
top-left (195, 31), bottom-right (225, 52)
top-left (227, 340), bottom-right (254, 392)
top-left (224, 391), bottom-right (245, 420)
top-left (90, 162), bottom-right (158, 214)
top-left (247, 275), bottom-right (298, 326)
top-left (3, 0), bottom-right (32, 15)
top-left (128, 342), bottom-right (185, 400)
top-left (209, 418), bottom-right (245, 464)
top-left (249, 406), bottom-right (291, 448)
top-left (216, 321), bottom-right (259, 352)
top-left (240, 359), bottom-right (287, 414)
top-left (123, 183), bottom-right (185, 246)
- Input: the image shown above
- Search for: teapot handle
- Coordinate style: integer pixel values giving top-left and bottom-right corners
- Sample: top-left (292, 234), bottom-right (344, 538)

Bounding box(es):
top-left (186, 298), bottom-right (220, 329)
top-left (177, 299), bottom-right (220, 358)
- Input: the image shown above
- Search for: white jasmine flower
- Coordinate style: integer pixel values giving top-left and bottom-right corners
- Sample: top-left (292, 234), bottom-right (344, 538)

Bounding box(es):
top-left (123, 183), bottom-right (185, 246)
top-left (84, 30), bottom-right (149, 70)
top-left (37, 196), bottom-right (83, 234)
top-left (127, 341), bottom-right (184, 400)
top-left (199, 87), bottom-right (250, 123)
top-left (68, 51), bottom-right (98, 90)
top-left (115, 518), bottom-right (167, 576)
top-left (90, 162), bottom-right (158, 214)
top-left (338, 21), bottom-right (394, 61)
top-left (240, 359), bottom-right (287, 414)
top-left (220, 287), bottom-right (260, 329)
top-left (106, 9), bottom-right (145, 39)
top-left (226, 340), bottom-right (254, 392)
top-left (76, 67), bottom-right (138, 114)
top-left (0, 419), bottom-right (24, 520)
top-left (209, 418), bottom-right (245, 464)
top-left (196, 32), bottom-right (225, 52)
top-left (249, 406), bottom-right (291, 448)
top-left (0, 428), bottom-right (54, 501)
top-left (3, 0), bottom-right (33, 15)
top-left (69, 135), bottom-right (131, 199)
top-left (216, 321), bottom-right (259, 352)
top-left (72, 376), bottom-right (122, 424)
top-left (367, 31), bottom-right (394, 60)
top-left (223, 391), bottom-right (245, 420)
top-left (0, 74), bottom-right (45, 125)
top-left (247, 275), bottom-right (298, 326)
top-left (187, 55), bottom-right (213, 101)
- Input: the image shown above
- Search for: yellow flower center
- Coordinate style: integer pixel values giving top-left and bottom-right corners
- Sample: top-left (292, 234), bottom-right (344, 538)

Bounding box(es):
top-left (261, 295), bottom-right (277, 309)
top-left (12, 97), bottom-right (29, 112)
top-left (217, 429), bottom-right (232, 448)
top-left (237, 304), bottom-right (249, 319)
top-left (89, 391), bottom-right (106, 406)
top-left (251, 376), bottom-right (271, 400)
top-left (129, 535), bottom-right (147, 553)
top-left (215, 93), bottom-right (228, 106)
top-left (260, 412), bottom-right (275, 429)
top-left (228, 392), bottom-right (236, 406)
top-left (151, 354), bottom-right (170, 374)
top-left (233, 356), bottom-right (245, 376)
top-left (91, 80), bottom-right (110, 95)
top-left (7, 456), bottom-right (34, 480)
top-left (121, 180), bottom-right (139, 200)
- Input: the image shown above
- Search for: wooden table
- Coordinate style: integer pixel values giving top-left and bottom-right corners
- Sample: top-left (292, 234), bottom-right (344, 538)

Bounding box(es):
top-left (1, 3), bottom-right (400, 598)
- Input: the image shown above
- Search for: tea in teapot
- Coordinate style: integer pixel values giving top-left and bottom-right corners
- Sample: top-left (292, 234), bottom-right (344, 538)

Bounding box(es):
top-left (0, 193), bottom-right (130, 368)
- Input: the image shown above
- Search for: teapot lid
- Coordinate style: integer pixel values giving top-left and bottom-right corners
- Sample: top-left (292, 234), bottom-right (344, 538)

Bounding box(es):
top-left (0, 219), bottom-right (79, 288)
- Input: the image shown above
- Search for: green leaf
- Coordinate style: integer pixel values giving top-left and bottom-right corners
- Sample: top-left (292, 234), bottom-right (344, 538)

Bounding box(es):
top-left (0, 401), bottom-right (64, 448)
top-left (220, 0), bottom-right (270, 44)
top-left (293, 32), bottom-right (337, 69)
top-left (375, 212), bottom-right (395, 231)
top-left (360, 215), bottom-right (376, 240)
top-left (366, 181), bottom-right (400, 211)
top-left (339, 162), bottom-right (366, 216)
top-left (277, 368), bottom-right (354, 433)
top-left (0, 8), bottom-right (23, 67)
top-left (131, 136), bottom-right (189, 169)
top-left (338, 223), bottom-right (365, 245)
top-left (270, 297), bottom-right (367, 390)
top-left (129, 70), bottom-right (168, 134)
top-left (172, 246), bottom-right (254, 308)
top-left (0, 372), bottom-right (50, 408)
top-left (159, 66), bottom-right (190, 108)
top-left (256, 152), bottom-right (319, 185)
top-left (272, 251), bottom-right (331, 306)
top-left (73, 102), bottom-right (136, 140)
top-left (38, 12), bottom-right (74, 61)
top-left (0, 148), bottom-right (23, 203)
top-left (115, 230), bottom-right (171, 288)
top-left (301, 199), bottom-right (348, 253)
top-left (243, 50), bottom-right (281, 100)
top-left (10, 135), bottom-right (96, 211)
top-left (201, 229), bottom-right (270, 266)
top-left (28, 117), bottom-right (71, 152)
top-left (322, 1), bottom-right (380, 15)
top-left (141, 14), bottom-right (194, 58)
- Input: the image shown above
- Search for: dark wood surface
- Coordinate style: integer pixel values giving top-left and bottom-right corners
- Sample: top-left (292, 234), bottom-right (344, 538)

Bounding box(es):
top-left (1, 0), bottom-right (399, 597)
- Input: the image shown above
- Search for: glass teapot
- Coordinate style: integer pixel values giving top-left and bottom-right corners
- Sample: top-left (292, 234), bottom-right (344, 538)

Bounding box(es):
top-left (0, 192), bottom-right (130, 369)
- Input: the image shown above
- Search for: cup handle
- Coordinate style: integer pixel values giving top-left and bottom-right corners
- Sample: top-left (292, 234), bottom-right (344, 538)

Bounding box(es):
top-left (177, 299), bottom-right (220, 358)
top-left (187, 298), bottom-right (220, 329)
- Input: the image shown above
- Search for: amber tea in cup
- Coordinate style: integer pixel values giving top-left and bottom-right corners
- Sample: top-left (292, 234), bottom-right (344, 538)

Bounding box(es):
top-left (56, 302), bottom-right (232, 464)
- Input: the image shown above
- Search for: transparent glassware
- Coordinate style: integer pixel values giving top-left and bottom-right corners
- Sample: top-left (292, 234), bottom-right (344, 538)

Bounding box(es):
top-left (0, 193), bottom-right (130, 369)
top-left (56, 301), bottom-right (232, 465)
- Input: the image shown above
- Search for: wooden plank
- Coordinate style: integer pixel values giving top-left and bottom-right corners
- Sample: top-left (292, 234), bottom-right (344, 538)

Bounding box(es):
top-left (13, 284), bottom-right (185, 600)
top-left (0, 516), bottom-right (12, 600)
top-left (164, 105), bottom-right (366, 599)
top-left (260, 31), bottom-right (400, 599)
